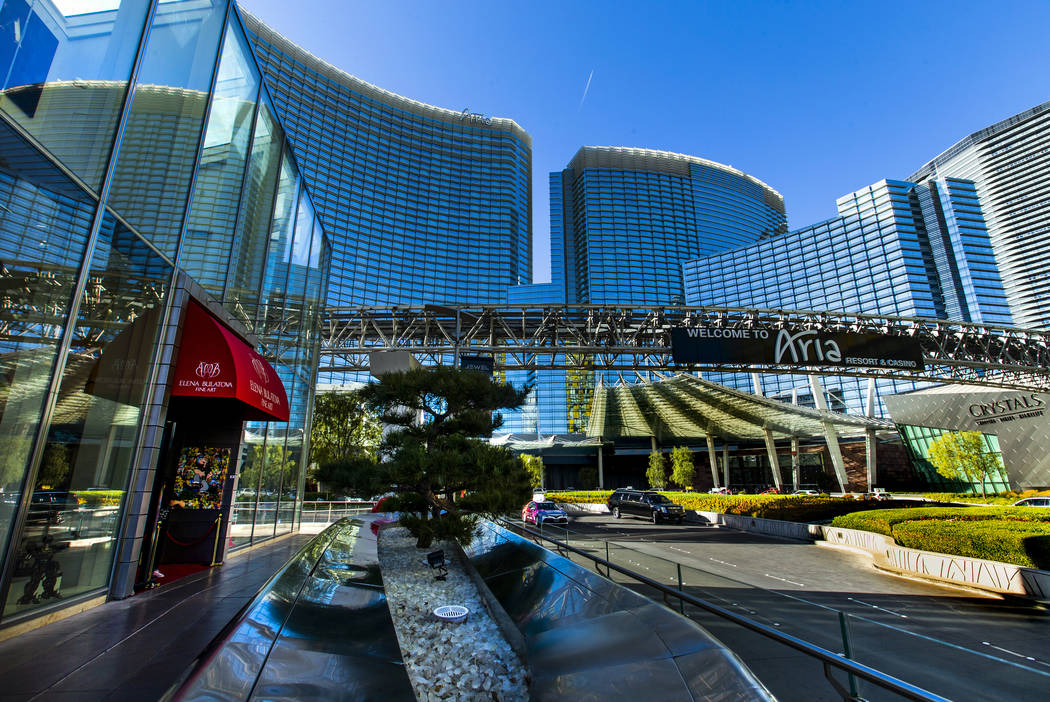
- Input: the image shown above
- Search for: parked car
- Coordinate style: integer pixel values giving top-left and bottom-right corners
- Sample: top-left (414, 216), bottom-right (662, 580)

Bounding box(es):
top-left (607, 489), bottom-right (686, 524)
top-left (708, 487), bottom-right (729, 495)
top-left (759, 487), bottom-right (780, 495)
top-left (791, 489), bottom-right (820, 496)
top-left (522, 500), bottom-right (569, 526)
top-left (1012, 497), bottom-right (1050, 507)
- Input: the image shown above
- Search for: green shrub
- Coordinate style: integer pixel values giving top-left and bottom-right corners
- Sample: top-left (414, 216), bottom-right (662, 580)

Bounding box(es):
top-left (547, 490), bottom-right (611, 504)
top-left (75, 490), bottom-right (123, 508)
top-left (920, 490), bottom-right (1050, 506)
top-left (832, 506), bottom-right (1050, 536)
top-left (547, 490), bottom-right (903, 523)
top-left (891, 519), bottom-right (1050, 569)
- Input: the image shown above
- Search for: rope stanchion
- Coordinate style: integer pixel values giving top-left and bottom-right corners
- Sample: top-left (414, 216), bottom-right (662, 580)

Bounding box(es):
top-left (165, 517), bottom-right (220, 547)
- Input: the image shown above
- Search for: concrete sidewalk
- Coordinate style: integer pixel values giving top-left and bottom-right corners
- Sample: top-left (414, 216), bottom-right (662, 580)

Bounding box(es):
top-left (0, 533), bottom-right (312, 702)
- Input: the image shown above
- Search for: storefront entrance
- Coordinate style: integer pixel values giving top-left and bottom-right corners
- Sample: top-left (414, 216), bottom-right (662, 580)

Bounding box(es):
top-left (137, 301), bottom-right (288, 588)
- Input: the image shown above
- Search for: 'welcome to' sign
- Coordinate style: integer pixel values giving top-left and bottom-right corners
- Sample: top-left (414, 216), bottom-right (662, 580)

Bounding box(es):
top-left (670, 326), bottom-right (925, 370)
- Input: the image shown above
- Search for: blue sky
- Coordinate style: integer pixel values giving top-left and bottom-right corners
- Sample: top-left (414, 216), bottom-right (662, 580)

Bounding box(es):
top-left (239, 0), bottom-right (1050, 284)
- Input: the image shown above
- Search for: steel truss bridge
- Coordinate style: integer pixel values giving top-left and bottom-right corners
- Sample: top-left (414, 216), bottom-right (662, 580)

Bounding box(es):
top-left (320, 305), bottom-right (1050, 391)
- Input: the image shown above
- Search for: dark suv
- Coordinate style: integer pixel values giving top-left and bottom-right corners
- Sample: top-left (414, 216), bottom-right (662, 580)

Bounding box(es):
top-left (607, 489), bottom-right (685, 524)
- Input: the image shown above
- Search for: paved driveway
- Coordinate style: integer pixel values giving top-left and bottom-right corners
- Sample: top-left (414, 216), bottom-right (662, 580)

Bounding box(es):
top-left (554, 514), bottom-right (1050, 702)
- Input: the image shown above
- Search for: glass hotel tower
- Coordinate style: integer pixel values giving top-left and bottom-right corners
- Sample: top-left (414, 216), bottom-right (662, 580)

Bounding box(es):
top-left (242, 13), bottom-right (532, 335)
top-left (0, 0), bottom-right (328, 629)
top-left (683, 177), bottom-right (1012, 416)
top-left (516, 146), bottom-right (787, 433)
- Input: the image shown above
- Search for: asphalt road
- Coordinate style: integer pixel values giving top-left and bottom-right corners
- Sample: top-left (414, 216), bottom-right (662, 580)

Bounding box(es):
top-left (538, 513), bottom-right (1050, 702)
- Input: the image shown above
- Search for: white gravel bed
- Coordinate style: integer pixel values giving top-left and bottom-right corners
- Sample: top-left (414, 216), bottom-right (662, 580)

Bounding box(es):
top-left (378, 526), bottom-right (530, 701)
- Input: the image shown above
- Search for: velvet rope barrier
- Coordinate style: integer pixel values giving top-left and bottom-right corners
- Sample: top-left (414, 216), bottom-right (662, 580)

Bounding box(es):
top-left (165, 517), bottom-right (220, 547)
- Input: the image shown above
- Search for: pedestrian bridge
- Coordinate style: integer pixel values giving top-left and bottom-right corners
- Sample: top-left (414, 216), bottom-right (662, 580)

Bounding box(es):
top-left (320, 304), bottom-right (1050, 391)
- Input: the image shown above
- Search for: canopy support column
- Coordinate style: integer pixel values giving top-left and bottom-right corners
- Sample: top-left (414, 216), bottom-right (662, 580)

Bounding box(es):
top-left (763, 427), bottom-right (783, 492)
top-left (791, 436), bottom-right (800, 492)
top-left (809, 375), bottom-right (849, 492)
top-left (865, 428), bottom-right (877, 490)
top-left (705, 433), bottom-right (720, 489)
top-left (722, 444), bottom-right (730, 491)
top-left (597, 443), bottom-right (605, 489)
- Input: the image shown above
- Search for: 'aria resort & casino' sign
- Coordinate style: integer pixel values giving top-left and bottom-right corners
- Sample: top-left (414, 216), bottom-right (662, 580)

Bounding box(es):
top-left (670, 326), bottom-right (925, 371)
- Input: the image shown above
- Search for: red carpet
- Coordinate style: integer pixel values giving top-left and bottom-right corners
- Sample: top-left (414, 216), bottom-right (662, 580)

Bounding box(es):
top-left (138, 563), bottom-right (211, 592)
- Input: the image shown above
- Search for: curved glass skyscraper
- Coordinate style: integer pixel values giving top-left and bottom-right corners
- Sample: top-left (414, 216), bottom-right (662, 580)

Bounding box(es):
top-left (242, 12), bottom-right (532, 314)
top-left (554, 146), bottom-right (786, 304)
top-left (513, 146), bottom-right (786, 434)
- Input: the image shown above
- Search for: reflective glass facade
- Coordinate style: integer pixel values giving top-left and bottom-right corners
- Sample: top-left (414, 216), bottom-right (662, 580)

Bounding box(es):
top-left (507, 147), bottom-right (786, 434)
top-left (242, 13), bottom-right (532, 345)
top-left (0, 0), bottom-right (328, 627)
top-left (682, 177), bottom-right (1011, 416)
top-left (557, 146), bottom-right (786, 305)
top-left (909, 101), bottom-right (1050, 329)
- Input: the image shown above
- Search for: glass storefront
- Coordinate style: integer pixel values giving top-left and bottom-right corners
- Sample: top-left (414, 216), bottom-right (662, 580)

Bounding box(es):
top-left (0, 0), bottom-right (329, 627)
top-left (897, 424), bottom-right (1010, 493)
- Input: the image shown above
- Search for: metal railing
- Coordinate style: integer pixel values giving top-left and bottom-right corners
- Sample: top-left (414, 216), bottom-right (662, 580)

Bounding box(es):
top-left (298, 500), bottom-right (376, 524)
top-left (497, 517), bottom-right (1048, 702)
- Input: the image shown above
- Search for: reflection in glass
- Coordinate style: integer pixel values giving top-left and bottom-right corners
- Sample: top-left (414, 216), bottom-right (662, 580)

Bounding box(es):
top-left (3, 215), bottom-right (169, 618)
top-left (0, 119), bottom-right (98, 569)
top-left (0, 0), bottom-right (150, 191)
top-left (225, 101), bottom-right (281, 331)
top-left (181, 21), bottom-right (260, 295)
top-left (252, 429), bottom-right (284, 542)
top-left (230, 421), bottom-right (263, 548)
top-left (106, 0), bottom-right (227, 258)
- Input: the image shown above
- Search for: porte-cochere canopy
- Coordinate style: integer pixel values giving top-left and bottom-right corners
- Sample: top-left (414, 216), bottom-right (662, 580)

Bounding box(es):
top-left (586, 374), bottom-right (894, 441)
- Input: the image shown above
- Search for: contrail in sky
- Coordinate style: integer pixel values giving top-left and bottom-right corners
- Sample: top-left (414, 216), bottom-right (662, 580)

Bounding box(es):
top-left (578, 69), bottom-right (594, 111)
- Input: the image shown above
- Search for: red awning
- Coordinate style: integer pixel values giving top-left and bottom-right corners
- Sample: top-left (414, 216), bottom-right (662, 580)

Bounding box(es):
top-left (170, 301), bottom-right (289, 422)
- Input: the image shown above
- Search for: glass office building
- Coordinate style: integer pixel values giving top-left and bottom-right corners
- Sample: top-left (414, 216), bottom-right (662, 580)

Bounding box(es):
top-left (242, 13), bottom-right (532, 363)
top-left (507, 147), bottom-right (786, 434)
top-left (683, 177), bottom-right (1011, 416)
top-left (0, 0), bottom-right (328, 629)
top-left (909, 101), bottom-right (1050, 329)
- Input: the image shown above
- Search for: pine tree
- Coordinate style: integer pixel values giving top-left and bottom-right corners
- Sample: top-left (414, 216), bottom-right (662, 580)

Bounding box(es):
top-left (317, 366), bottom-right (532, 547)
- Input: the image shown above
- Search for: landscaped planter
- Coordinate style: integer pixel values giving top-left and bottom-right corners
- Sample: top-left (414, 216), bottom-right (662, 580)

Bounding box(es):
top-left (822, 525), bottom-right (1050, 601)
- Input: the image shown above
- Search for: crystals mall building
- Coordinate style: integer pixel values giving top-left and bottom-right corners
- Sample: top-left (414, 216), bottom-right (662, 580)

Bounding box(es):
top-left (0, 0), bottom-right (329, 631)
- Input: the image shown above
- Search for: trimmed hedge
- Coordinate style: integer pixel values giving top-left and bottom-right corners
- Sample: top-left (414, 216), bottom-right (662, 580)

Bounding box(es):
top-left (832, 506), bottom-right (1050, 569)
top-left (892, 519), bottom-right (1050, 570)
top-left (831, 506), bottom-right (1050, 536)
top-left (547, 490), bottom-right (907, 524)
top-left (920, 490), bottom-right (1050, 506)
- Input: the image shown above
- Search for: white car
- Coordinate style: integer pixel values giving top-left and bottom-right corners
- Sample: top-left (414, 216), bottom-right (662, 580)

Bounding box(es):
top-left (1012, 497), bottom-right (1050, 507)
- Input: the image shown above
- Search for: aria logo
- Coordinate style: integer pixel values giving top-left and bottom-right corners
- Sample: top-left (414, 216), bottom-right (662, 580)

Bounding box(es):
top-left (251, 357), bottom-right (269, 383)
top-left (774, 329), bottom-right (842, 364)
top-left (195, 361), bottom-right (221, 379)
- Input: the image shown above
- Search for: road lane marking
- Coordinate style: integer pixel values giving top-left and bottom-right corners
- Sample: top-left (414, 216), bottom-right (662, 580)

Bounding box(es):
top-left (848, 597), bottom-right (908, 618)
top-left (709, 557), bottom-right (737, 567)
top-left (981, 641), bottom-right (1045, 665)
top-left (763, 573), bottom-right (805, 587)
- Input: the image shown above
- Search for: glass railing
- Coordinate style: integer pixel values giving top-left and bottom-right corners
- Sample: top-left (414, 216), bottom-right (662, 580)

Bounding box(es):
top-left (504, 518), bottom-right (1050, 702)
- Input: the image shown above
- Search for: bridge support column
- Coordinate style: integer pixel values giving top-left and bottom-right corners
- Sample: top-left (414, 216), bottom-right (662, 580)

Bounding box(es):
top-left (763, 427), bottom-right (783, 492)
top-left (751, 373), bottom-right (764, 396)
top-left (809, 375), bottom-right (849, 492)
top-left (705, 433), bottom-right (720, 488)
